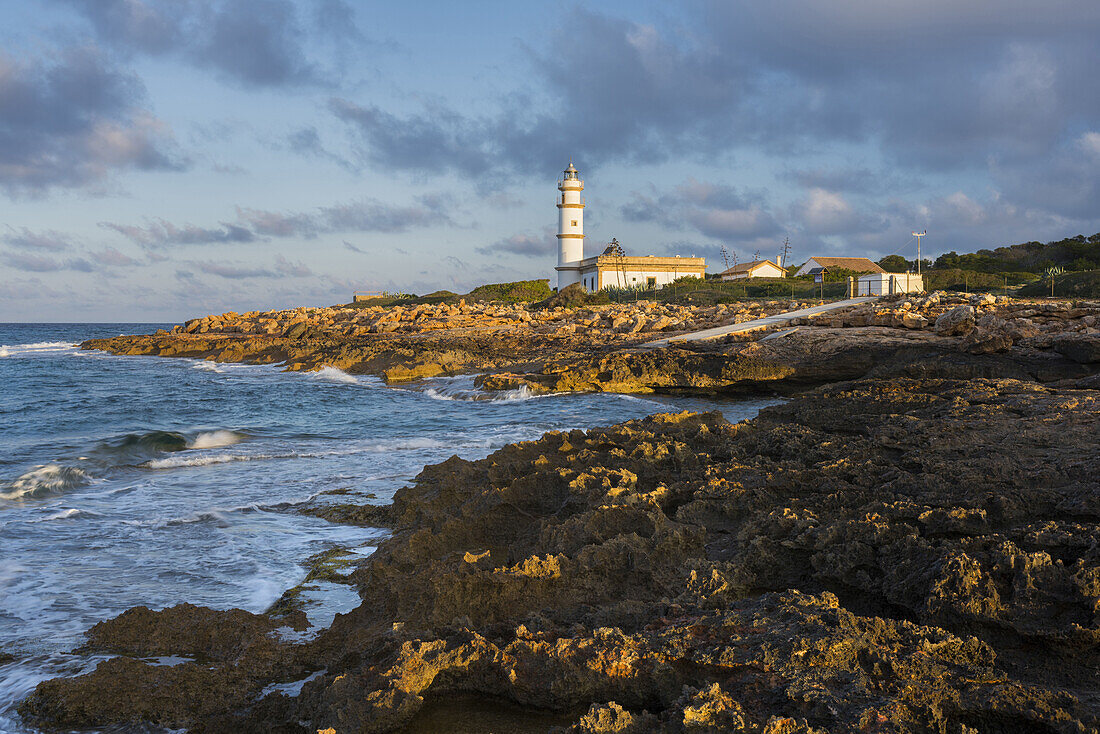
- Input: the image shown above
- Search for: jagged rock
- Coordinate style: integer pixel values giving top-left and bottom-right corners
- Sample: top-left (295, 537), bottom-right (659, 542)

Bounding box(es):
top-left (1054, 335), bottom-right (1100, 364)
top-left (935, 305), bottom-right (976, 335)
top-left (25, 379), bottom-right (1100, 733)
top-left (962, 327), bottom-right (1013, 354)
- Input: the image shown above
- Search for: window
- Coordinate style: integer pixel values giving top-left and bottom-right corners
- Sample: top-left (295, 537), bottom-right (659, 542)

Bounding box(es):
top-left (571, 220), bottom-right (578, 226)
top-left (647, 277), bottom-right (657, 287)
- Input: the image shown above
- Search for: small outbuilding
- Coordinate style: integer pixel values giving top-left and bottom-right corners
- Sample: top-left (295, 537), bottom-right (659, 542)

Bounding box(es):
top-left (858, 272), bottom-right (924, 296)
top-left (794, 257), bottom-right (885, 277)
top-left (719, 258), bottom-right (787, 280)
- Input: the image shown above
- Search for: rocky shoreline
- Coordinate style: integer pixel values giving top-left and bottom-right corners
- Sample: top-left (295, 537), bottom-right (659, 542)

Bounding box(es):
top-left (18, 294), bottom-right (1100, 732)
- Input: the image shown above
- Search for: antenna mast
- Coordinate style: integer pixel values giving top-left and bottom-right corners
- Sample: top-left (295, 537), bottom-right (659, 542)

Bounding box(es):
top-left (912, 231), bottom-right (926, 276)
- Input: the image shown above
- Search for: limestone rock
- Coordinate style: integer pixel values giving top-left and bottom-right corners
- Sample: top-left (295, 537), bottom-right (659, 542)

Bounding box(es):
top-left (1054, 335), bottom-right (1100, 364)
top-left (935, 305), bottom-right (976, 336)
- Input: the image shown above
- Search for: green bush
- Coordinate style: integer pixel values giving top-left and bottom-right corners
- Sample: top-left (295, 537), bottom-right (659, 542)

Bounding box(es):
top-left (466, 279), bottom-right (552, 303)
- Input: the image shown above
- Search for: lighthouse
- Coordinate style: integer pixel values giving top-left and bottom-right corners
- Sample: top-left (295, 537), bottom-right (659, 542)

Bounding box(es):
top-left (555, 161), bottom-right (585, 289)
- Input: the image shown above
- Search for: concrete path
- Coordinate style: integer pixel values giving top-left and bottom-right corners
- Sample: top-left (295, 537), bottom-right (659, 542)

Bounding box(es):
top-left (642, 297), bottom-right (878, 349)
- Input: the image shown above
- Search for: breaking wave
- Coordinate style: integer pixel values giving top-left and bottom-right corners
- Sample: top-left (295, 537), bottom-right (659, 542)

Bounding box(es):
top-left (0, 341), bottom-right (76, 357)
top-left (418, 381), bottom-right (552, 403)
top-left (188, 430), bottom-right (245, 449)
top-left (312, 366), bottom-right (359, 384)
top-left (145, 452), bottom-right (294, 470)
top-left (29, 508), bottom-right (99, 522)
top-left (192, 361), bottom-right (224, 373)
top-left (90, 429), bottom-right (249, 464)
top-left (143, 436), bottom-right (493, 471)
top-left (1, 465), bottom-right (91, 500)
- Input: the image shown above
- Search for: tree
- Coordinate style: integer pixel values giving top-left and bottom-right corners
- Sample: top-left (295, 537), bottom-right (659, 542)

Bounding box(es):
top-left (934, 251), bottom-right (961, 269)
top-left (877, 255), bottom-right (911, 272)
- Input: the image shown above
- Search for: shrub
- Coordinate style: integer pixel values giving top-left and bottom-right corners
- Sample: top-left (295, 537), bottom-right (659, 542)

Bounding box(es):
top-left (466, 279), bottom-right (552, 303)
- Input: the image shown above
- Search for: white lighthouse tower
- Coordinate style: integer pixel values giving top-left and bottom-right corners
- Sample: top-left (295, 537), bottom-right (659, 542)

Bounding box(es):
top-left (555, 160), bottom-right (585, 289)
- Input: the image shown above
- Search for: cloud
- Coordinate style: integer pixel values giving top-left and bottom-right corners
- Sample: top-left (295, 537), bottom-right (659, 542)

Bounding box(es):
top-left (57, 0), bottom-right (361, 88)
top-left (0, 46), bottom-right (184, 196)
top-left (2, 227), bottom-right (74, 251)
top-left (792, 188), bottom-right (889, 237)
top-left (239, 195), bottom-right (453, 237)
top-left (195, 261), bottom-right (275, 279)
top-left (622, 179), bottom-right (782, 243)
top-left (90, 246), bottom-right (139, 266)
top-left (781, 167), bottom-right (912, 196)
top-left (236, 207), bottom-right (320, 238)
top-left (273, 254), bottom-right (312, 277)
top-left (101, 218), bottom-right (256, 246)
top-left (101, 194), bottom-right (454, 252)
top-left (192, 253), bottom-right (313, 279)
top-left (343, 240), bottom-right (366, 254)
top-left (1, 251), bottom-right (99, 272)
top-left (477, 231), bottom-right (556, 258)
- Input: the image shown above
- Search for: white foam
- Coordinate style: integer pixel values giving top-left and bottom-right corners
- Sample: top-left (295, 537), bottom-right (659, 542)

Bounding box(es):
top-left (1, 465), bottom-right (90, 500)
top-left (0, 341), bottom-right (76, 357)
top-left (616, 394), bottom-right (669, 408)
top-left (311, 366), bottom-right (358, 384)
top-left (192, 361), bottom-right (224, 373)
top-left (29, 508), bottom-right (93, 522)
top-left (188, 430), bottom-right (245, 449)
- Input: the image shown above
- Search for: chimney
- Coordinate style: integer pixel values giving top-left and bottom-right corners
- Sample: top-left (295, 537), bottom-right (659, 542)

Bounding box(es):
top-left (775, 256), bottom-right (782, 267)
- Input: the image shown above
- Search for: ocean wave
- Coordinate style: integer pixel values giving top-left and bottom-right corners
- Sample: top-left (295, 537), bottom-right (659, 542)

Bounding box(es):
top-left (90, 429), bottom-right (249, 465)
top-left (143, 436), bottom-right (493, 471)
top-left (421, 384), bottom-right (560, 403)
top-left (144, 451), bottom-right (292, 469)
top-left (125, 495), bottom-right (323, 528)
top-left (192, 361), bottom-right (224, 373)
top-left (311, 366), bottom-right (359, 384)
top-left (615, 394), bottom-right (671, 408)
top-left (29, 508), bottom-right (99, 522)
top-left (0, 341), bottom-right (76, 357)
top-left (1, 465), bottom-right (91, 500)
top-left (188, 430), bottom-right (245, 449)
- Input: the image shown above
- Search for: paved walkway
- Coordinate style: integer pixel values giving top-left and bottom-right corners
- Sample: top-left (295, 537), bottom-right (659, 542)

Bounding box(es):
top-left (642, 297), bottom-right (878, 349)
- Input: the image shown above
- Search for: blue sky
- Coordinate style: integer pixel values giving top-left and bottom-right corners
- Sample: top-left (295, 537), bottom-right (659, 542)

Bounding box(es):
top-left (2, 0), bottom-right (1099, 321)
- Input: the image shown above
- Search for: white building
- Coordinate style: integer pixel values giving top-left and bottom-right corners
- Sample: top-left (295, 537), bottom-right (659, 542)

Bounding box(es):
top-left (858, 272), bottom-right (925, 296)
top-left (720, 258), bottom-right (787, 280)
top-left (554, 162), bottom-right (705, 291)
top-left (794, 257), bottom-right (885, 277)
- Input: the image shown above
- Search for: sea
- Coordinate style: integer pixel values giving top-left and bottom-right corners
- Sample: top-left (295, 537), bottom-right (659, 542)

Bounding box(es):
top-left (0, 323), bottom-right (781, 734)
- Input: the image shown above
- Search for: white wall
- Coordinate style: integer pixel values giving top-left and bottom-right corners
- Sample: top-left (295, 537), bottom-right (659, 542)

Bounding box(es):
top-left (722, 262), bottom-right (786, 280)
top-left (858, 273), bottom-right (924, 296)
top-left (556, 178), bottom-right (584, 289)
top-left (587, 269), bottom-right (702, 291)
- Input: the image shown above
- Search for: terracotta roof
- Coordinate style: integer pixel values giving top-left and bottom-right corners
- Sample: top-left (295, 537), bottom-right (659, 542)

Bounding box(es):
top-left (719, 260), bottom-right (782, 275)
top-left (807, 257), bottom-right (885, 273)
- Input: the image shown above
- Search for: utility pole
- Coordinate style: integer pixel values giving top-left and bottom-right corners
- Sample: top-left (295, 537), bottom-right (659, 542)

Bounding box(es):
top-left (912, 231), bottom-right (926, 275)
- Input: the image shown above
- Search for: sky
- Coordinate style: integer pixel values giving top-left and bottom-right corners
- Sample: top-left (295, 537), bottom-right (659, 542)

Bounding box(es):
top-left (2, 1), bottom-right (1099, 321)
